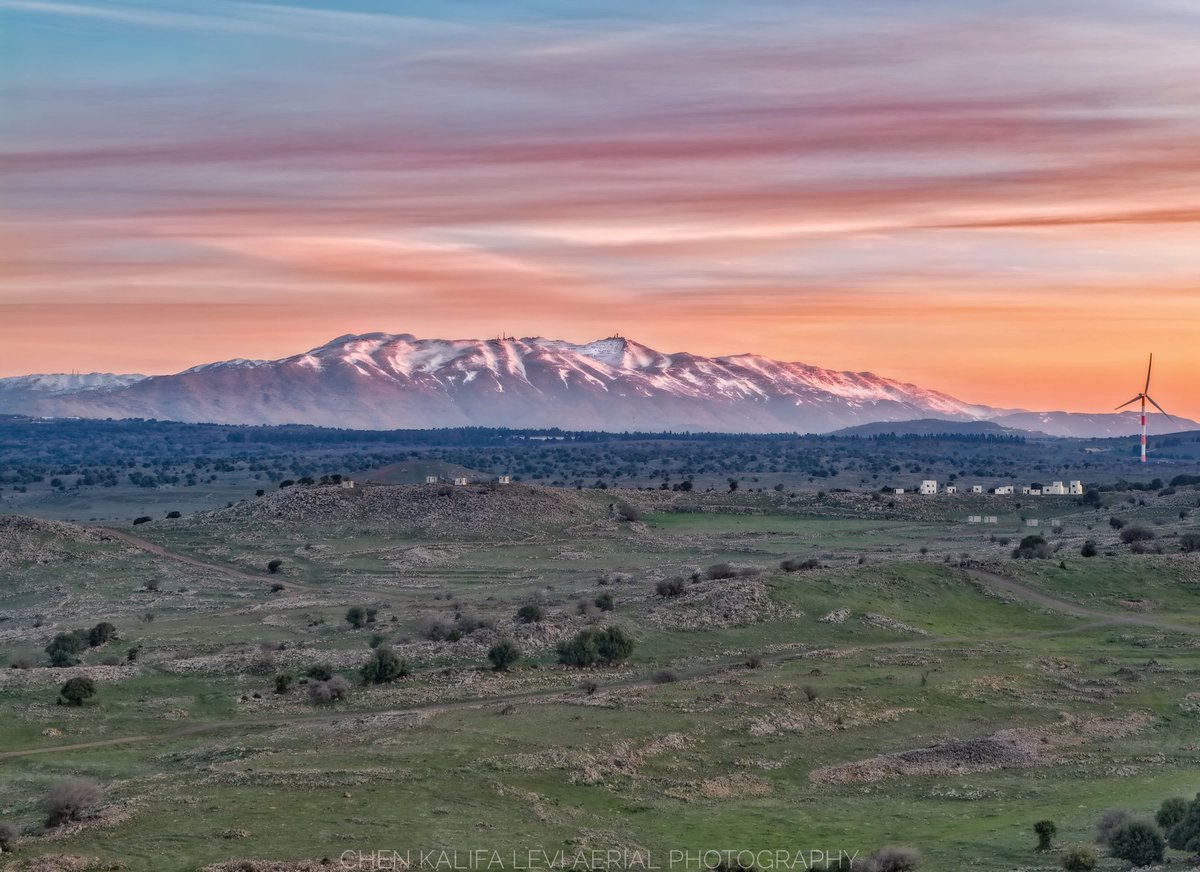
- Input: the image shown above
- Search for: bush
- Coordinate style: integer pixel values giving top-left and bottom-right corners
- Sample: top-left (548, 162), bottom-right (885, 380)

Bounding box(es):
top-left (652, 669), bottom-right (678, 684)
top-left (594, 592), bottom-right (615, 612)
top-left (656, 577), bottom-right (686, 598)
top-left (45, 632), bottom-right (85, 667)
top-left (557, 626), bottom-right (635, 667)
top-left (1034, 820), bottom-right (1056, 851)
top-left (613, 500), bottom-right (642, 522)
top-left (1080, 540), bottom-right (1098, 558)
top-left (86, 622), bottom-right (117, 647)
top-left (780, 558), bottom-right (821, 572)
top-left (1179, 532), bottom-right (1200, 553)
top-left (1013, 534), bottom-right (1051, 559)
top-left (0, 821), bottom-right (16, 852)
top-left (1109, 517), bottom-right (1126, 530)
top-left (361, 647), bottom-right (409, 684)
top-left (1166, 793), bottom-right (1200, 851)
top-left (746, 654), bottom-right (764, 669)
top-left (1107, 821), bottom-right (1164, 866)
top-left (1119, 525), bottom-right (1155, 544)
top-left (487, 639), bottom-right (521, 672)
top-left (58, 676), bottom-right (96, 706)
top-left (865, 846), bottom-right (920, 872)
top-left (802, 685), bottom-right (819, 702)
top-left (706, 562), bottom-right (738, 580)
top-left (305, 663), bottom-right (335, 682)
top-left (274, 673), bottom-right (294, 694)
top-left (1155, 796), bottom-right (1188, 831)
top-left (132, 516), bottom-right (152, 525)
top-left (346, 606), bottom-right (368, 629)
top-left (368, 632), bottom-right (387, 649)
top-left (267, 558), bottom-right (283, 573)
top-left (270, 582), bottom-right (285, 593)
top-left (308, 674), bottom-right (351, 704)
top-left (1096, 809), bottom-right (1132, 845)
top-left (1060, 846), bottom-right (1096, 872)
top-left (516, 604), bottom-right (544, 624)
top-left (42, 778), bottom-right (103, 827)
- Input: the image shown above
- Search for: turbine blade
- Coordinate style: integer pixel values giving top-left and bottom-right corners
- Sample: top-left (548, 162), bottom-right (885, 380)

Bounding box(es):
top-left (1145, 353), bottom-right (1153, 393)
top-left (1145, 394), bottom-right (1176, 423)
top-left (1115, 395), bottom-right (1143, 410)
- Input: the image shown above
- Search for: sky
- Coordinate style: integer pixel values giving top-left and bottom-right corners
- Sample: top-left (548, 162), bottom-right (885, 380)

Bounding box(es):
top-left (2, 0), bottom-right (1200, 416)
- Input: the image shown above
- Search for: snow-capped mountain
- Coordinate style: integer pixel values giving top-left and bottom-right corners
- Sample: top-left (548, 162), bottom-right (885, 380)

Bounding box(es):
top-left (0, 333), bottom-right (1193, 436)
top-left (0, 372), bottom-right (147, 407)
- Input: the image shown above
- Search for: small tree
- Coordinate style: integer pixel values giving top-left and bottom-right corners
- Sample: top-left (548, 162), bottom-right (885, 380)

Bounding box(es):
top-left (360, 647), bottom-right (409, 684)
top-left (58, 676), bottom-right (96, 707)
top-left (487, 639), bottom-right (521, 672)
top-left (1107, 821), bottom-right (1164, 866)
top-left (656, 577), bottom-right (686, 598)
top-left (267, 559), bottom-right (283, 574)
top-left (42, 778), bottom-right (103, 827)
top-left (308, 674), bottom-right (351, 704)
top-left (46, 632), bottom-right (85, 667)
top-left (86, 622), bottom-right (117, 647)
top-left (1096, 809), bottom-right (1132, 845)
top-left (1080, 540), bottom-right (1097, 558)
top-left (1166, 793), bottom-right (1200, 852)
top-left (597, 625), bottom-right (635, 664)
top-left (274, 673), bottom-right (294, 694)
top-left (345, 606), bottom-right (367, 629)
top-left (0, 821), bottom-right (17, 852)
top-left (1034, 820), bottom-right (1056, 851)
top-left (305, 662), bottom-right (334, 682)
top-left (1119, 525), bottom-right (1155, 544)
top-left (1155, 796), bottom-right (1188, 831)
top-left (1061, 846), bottom-right (1096, 872)
top-left (516, 604), bottom-right (544, 624)
top-left (594, 592), bottom-right (615, 612)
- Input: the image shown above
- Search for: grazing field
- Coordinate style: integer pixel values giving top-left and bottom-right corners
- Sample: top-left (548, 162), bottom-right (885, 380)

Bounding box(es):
top-left (2, 478), bottom-right (1200, 872)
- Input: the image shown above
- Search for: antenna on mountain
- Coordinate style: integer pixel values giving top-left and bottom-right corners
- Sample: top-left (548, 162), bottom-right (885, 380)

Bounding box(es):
top-left (1114, 354), bottom-right (1176, 462)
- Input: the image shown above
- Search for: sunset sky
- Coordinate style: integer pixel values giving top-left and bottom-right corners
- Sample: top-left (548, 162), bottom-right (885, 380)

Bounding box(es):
top-left (2, 0), bottom-right (1199, 416)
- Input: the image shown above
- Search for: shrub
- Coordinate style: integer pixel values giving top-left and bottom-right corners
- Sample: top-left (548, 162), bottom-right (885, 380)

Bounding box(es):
top-left (86, 622), bottom-right (117, 647)
top-left (780, 558), bottom-right (821, 572)
top-left (368, 632), bottom-right (387, 649)
top-left (865, 846), bottom-right (920, 872)
top-left (45, 632), bottom-right (85, 667)
top-left (132, 516), bottom-right (152, 525)
top-left (1166, 793), bottom-right (1200, 851)
top-left (1156, 796), bottom-right (1188, 831)
top-left (1096, 809), bottom-right (1132, 845)
top-left (165, 510), bottom-right (182, 519)
top-left (746, 654), bottom-right (764, 669)
top-left (1034, 819), bottom-right (1056, 851)
top-left (0, 821), bottom-right (16, 852)
top-left (1179, 532), bottom-right (1200, 553)
top-left (594, 592), bottom-right (615, 612)
top-left (42, 778), bottom-right (103, 827)
top-left (58, 676), bottom-right (96, 706)
top-left (487, 639), bottom-right (521, 672)
top-left (802, 685), bottom-right (819, 702)
top-left (308, 674), bottom-right (351, 704)
top-left (1109, 517), bottom-right (1126, 530)
top-left (613, 500), bottom-right (642, 522)
top-left (1080, 540), bottom-right (1098, 558)
top-left (706, 562), bottom-right (738, 580)
top-left (346, 606), bottom-right (368, 629)
top-left (270, 582), bottom-right (285, 593)
top-left (516, 604), bottom-right (544, 624)
top-left (1107, 821), bottom-right (1164, 866)
top-left (422, 618), bottom-right (454, 641)
top-left (557, 626), bottom-right (635, 667)
top-left (267, 559), bottom-right (283, 573)
top-left (274, 673), bottom-right (294, 694)
top-left (652, 669), bottom-right (678, 684)
top-left (1060, 846), bottom-right (1096, 872)
top-left (126, 645), bottom-right (141, 663)
top-left (1119, 525), bottom-right (1155, 544)
top-left (361, 647), bottom-right (409, 684)
top-left (656, 577), bottom-right (686, 598)
top-left (305, 663), bottom-right (335, 682)
top-left (10, 656), bottom-right (34, 670)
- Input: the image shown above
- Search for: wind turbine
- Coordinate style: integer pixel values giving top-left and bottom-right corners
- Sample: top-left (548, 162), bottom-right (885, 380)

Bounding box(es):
top-left (1115, 354), bottom-right (1174, 463)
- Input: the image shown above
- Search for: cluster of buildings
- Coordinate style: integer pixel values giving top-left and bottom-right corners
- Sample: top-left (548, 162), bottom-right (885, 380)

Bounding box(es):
top-left (424, 475), bottom-right (511, 485)
top-left (895, 480), bottom-right (1083, 496)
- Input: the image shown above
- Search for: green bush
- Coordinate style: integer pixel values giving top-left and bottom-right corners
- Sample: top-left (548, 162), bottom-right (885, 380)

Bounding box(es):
top-left (1155, 796), bottom-right (1188, 831)
top-left (0, 821), bottom-right (17, 852)
top-left (45, 632), bottom-right (85, 667)
top-left (345, 606), bottom-right (368, 629)
top-left (360, 647), bottom-right (409, 684)
top-left (1034, 820), bottom-right (1056, 851)
top-left (516, 604), bottom-right (544, 623)
top-left (1080, 540), bottom-right (1098, 558)
top-left (865, 846), bottom-right (919, 872)
top-left (58, 676), bottom-right (96, 706)
top-left (305, 663), bottom-right (335, 682)
top-left (656, 577), bottom-right (686, 598)
top-left (1166, 793), bottom-right (1200, 852)
top-left (86, 622), bottom-right (117, 647)
top-left (487, 639), bottom-right (521, 672)
top-left (1107, 821), bottom-right (1164, 867)
top-left (557, 626), bottom-right (635, 667)
top-left (594, 592), bottom-right (615, 611)
top-left (1060, 846), bottom-right (1096, 872)
top-left (1096, 808), bottom-right (1132, 845)
top-left (42, 778), bottom-right (103, 827)
top-left (274, 673), bottom-right (294, 694)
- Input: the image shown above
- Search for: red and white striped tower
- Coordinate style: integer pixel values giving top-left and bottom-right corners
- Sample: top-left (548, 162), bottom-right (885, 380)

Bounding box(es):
top-left (1116, 354), bottom-right (1172, 464)
top-left (1140, 394), bottom-right (1147, 463)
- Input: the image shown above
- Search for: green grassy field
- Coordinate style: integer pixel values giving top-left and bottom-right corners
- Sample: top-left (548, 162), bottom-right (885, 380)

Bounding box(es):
top-left (2, 483), bottom-right (1200, 872)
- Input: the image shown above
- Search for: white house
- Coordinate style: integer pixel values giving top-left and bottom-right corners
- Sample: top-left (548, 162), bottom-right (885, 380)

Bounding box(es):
top-left (339, 479), bottom-right (356, 489)
top-left (983, 515), bottom-right (999, 524)
top-left (1025, 518), bottom-right (1040, 526)
top-left (1029, 488), bottom-right (1042, 496)
top-left (945, 485), bottom-right (958, 494)
top-left (920, 480), bottom-right (938, 495)
top-left (967, 515), bottom-right (982, 524)
top-left (1044, 481), bottom-right (1067, 495)
top-left (498, 475), bottom-right (512, 484)
top-left (995, 486), bottom-right (1014, 495)
top-left (1069, 480), bottom-right (1084, 495)
top-left (894, 488), bottom-right (905, 495)
top-left (453, 477), bottom-right (468, 486)
top-left (1021, 487), bottom-right (1032, 495)
top-left (971, 485), bottom-right (984, 494)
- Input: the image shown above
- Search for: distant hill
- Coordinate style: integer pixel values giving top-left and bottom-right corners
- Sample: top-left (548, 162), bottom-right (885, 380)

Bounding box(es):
top-left (831, 419), bottom-right (1036, 438)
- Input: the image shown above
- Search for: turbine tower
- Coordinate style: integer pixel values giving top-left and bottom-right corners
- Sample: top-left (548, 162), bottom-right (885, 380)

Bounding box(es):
top-left (1115, 354), bottom-right (1174, 463)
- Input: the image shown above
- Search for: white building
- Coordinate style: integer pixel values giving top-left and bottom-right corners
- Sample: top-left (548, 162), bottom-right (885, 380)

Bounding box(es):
top-left (983, 515), bottom-right (999, 524)
top-left (1069, 480), bottom-right (1084, 495)
top-left (1043, 481), bottom-right (1067, 495)
top-left (1029, 488), bottom-right (1042, 496)
top-left (995, 486), bottom-right (1014, 495)
top-left (1025, 518), bottom-right (1040, 526)
top-left (425, 475), bottom-right (439, 484)
top-left (967, 515), bottom-right (982, 524)
top-left (453, 477), bottom-right (468, 486)
top-left (920, 480), bottom-right (938, 495)
top-left (971, 485), bottom-right (984, 494)
top-left (339, 479), bottom-right (356, 489)
top-left (498, 475), bottom-right (512, 484)
top-left (894, 488), bottom-right (905, 495)
top-left (1021, 487), bottom-right (1032, 495)
top-left (945, 485), bottom-right (958, 494)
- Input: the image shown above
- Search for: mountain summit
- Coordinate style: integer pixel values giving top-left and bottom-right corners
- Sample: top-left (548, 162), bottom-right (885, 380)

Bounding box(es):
top-left (0, 333), bottom-right (1190, 436)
